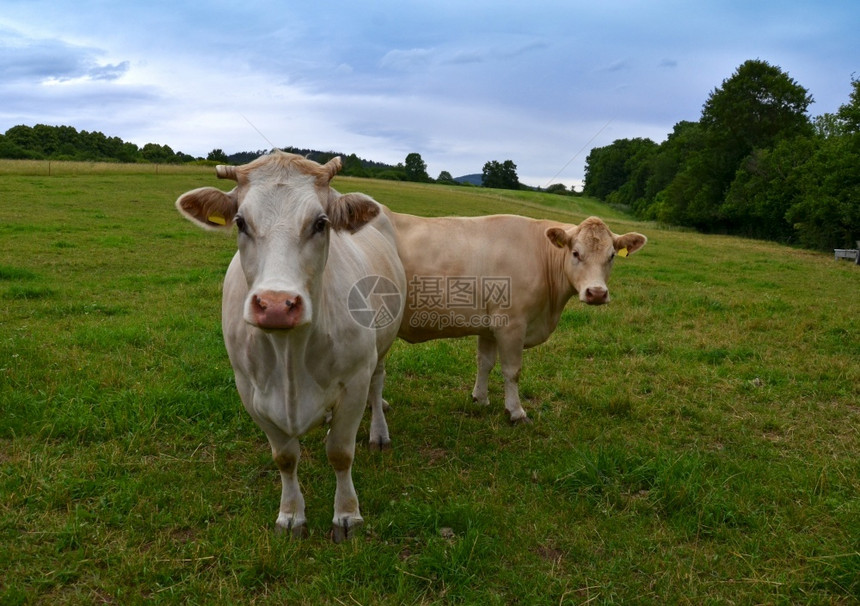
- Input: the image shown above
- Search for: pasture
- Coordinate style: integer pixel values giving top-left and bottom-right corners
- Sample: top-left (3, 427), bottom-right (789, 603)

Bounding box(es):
top-left (1, 160), bottom-right (858, 604)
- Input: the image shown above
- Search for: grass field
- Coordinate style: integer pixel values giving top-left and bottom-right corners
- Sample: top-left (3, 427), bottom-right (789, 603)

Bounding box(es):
top-left (1, 160), bottom-right (858, 604)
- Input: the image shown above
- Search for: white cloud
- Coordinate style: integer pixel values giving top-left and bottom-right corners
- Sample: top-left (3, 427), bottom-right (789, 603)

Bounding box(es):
top-left (0, 32), bottom-right (108, 83)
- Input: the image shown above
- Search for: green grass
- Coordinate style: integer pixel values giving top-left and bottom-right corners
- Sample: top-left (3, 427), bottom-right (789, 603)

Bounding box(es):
top-left (1, 161), bottom-right (858, 604)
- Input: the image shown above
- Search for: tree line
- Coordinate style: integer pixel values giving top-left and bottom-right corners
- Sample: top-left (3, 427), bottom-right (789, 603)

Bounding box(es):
top-left (0, 124), bottom-right (196, 164)
top-left (583, 59), bottom-right (860, 251)
top-left (0, 124), bottom-right (579, 194)
top-left (0, 126), bottom-right (395, 175)
top-left (220, 148), bottom-right (535, 191)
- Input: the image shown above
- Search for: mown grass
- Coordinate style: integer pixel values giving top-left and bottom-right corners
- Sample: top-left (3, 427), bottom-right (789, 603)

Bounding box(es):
top-left (1, 160), bottom-right (858, 604)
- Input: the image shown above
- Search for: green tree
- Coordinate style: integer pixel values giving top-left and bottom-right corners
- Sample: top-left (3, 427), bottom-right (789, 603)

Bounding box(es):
top-left (141, 142), bottom-right (176, 164)
top-left (32, 124), bottom-right (61, 156)
top-left (635, 121), bottom-right (705, 219)
top-left (786, 103), bottom-right (860, 250)
top-left (341, 154), bottom-right (367, 177)
top-left (701, 59), bottom-right (813, 152)
top-left (836, 76), bottom-right (860, 133)
top-left (656, 156), bottom-right (722, 228)
top-left (722, 136), bottom-right (816, 241)
top-left (56, 125), bottom-right (83, 158)
top-left (813, 113), bottom-right (844, 138)
top-left (583, 138), bottom-right (656, 200)
top-left (482, 160), bottom-right (519, 189)
top-left (786, 131), bottom-right (860, 249)
top-left (436, 170), bottom-right (455, 184)
top-left (662, 60), bottom-right (813, 230)
top-left (545, 183), bottom-right (569, 195)
top-left (404, 152), bottom-right (430, 182)
top-left (712, 73), bottom-right (859, 248)
top-left (0, 134), bottom-right (32, 159)
top-left (117, 141), bottom-right (140, 163)
top-left (207, 149), bottom-right (228, 162)
top-left (5, 125), bottom-right (40, 157)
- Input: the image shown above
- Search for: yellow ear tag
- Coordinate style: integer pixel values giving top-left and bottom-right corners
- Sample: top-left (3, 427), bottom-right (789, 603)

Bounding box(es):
top-left (617, 247), bottom-right (629, 258)
top-left (208, 212), bottom-right (226, 226)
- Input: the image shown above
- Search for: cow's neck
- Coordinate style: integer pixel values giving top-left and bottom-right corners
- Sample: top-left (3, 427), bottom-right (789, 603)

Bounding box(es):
top-left (257, 324), bottom-right (330, 435)
top-left (544, 244), bottom-right (577, 326)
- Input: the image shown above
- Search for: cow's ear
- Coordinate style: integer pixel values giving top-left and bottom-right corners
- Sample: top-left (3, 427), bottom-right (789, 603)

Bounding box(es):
top-left (176, 187), bottom-right (239, 231)
top-left (327, 192), bottom-right (381, 233)
top-left (613, 232), bottom-right (648, 256)
top-left (545, 227), bottom-right (571, 249)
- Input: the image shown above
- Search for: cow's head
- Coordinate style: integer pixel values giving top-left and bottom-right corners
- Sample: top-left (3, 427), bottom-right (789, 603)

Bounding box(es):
top-left (545, 217), bottom-right (646, 305)
top-left (176, 151), bottom-right (381, 330)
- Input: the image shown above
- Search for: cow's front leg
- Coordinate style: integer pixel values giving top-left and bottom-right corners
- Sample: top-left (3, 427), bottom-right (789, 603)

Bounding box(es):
top-left (471, 335), bottom-right (497, 406)
top-left (327, 397), bottom-right (365, 542)
top-left (271, 437), bottom-right (308, 537)
top-left (497, 332), bottom-right (529, 423)
top-left (367, 360), bottom-right (391, 450)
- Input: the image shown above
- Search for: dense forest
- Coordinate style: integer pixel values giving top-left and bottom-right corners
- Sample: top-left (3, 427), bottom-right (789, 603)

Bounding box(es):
top-left (583, 60), bottom-right (860, 251)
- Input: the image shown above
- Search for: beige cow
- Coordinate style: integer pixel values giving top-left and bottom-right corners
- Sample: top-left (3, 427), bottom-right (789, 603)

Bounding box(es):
top-left (384, 211), bottom-right (646, 423)
top-left (176, 152), bottom-right (405, 540)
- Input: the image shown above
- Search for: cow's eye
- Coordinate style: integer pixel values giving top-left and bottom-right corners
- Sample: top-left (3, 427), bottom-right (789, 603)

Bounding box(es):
top-left (312, 215), bottom-right (329, 235)
top-left (235, 215), bottom-right (247, 234)
top-left (572, 250), bottom-right (581, 261)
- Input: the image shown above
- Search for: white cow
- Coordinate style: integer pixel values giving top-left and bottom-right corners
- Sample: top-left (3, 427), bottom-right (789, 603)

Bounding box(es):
top-left (176, 151), bottom-right (405, 541)
top-left (383, 211), bottom-right (647, 423)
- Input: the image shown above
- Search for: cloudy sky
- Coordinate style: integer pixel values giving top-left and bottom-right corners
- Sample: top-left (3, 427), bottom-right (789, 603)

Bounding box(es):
top-left (1, 1), bottom-right (857, 188)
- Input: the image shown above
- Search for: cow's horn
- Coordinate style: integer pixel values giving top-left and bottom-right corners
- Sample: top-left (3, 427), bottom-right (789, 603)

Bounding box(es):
top-left (324, 156), bottom-right (342, 180)
top-left (216, 165), bottom-right (238, 181)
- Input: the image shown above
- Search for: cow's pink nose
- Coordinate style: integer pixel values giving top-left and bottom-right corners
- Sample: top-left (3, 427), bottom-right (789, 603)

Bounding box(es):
top-left (585, 286), bottom-right (608, 305)
top-left (251, 291), bottom-right (304, 329)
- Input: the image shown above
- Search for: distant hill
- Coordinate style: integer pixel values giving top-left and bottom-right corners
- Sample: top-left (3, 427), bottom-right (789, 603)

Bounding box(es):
top-left (454, 173), bottom-right (483, 186)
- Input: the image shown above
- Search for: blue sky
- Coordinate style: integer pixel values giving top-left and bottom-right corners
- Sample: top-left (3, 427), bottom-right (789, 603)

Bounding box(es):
top-left (1, 0), bottom-right (857, 188)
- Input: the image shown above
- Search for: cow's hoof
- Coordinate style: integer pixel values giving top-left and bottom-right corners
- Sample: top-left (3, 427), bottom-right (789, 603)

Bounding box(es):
top-left (368, 436), bottom-right (392, 451)
top-left (331, 517), bottom-right (363, 543)
top-left (472, 394), bottom-right (490, 407)
top-left (506, 409), bottom-right (531, 425)
top-left (275, 518), bottom-right (309, 539)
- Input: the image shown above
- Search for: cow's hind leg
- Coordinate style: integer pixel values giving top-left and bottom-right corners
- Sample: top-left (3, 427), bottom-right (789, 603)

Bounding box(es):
top-left (367, 360), bottom-right (391, 450)
top-left (471, 335), bottom-right (497, 407)
top-left (271, 436), bottom-right (308, 538)
top-left (497, 332), bottom-right (530, 424)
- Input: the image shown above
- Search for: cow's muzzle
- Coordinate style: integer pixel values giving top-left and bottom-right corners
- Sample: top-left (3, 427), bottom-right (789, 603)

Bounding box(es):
top-left (250, 290), bottom-right (305, 329)
top-left (584, 286), bottom-right (609, 305)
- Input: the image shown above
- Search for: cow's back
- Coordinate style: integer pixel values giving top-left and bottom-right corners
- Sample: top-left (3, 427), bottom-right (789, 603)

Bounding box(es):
top-left (386, 211), bottom-right (556, 343)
